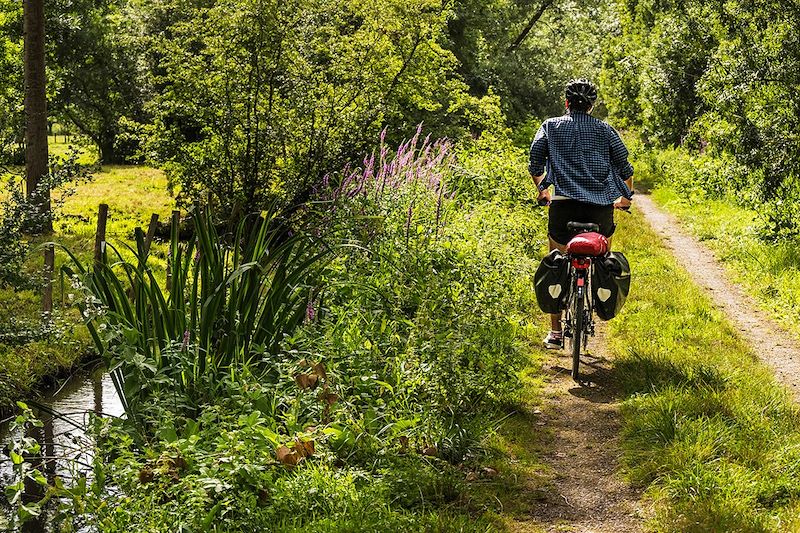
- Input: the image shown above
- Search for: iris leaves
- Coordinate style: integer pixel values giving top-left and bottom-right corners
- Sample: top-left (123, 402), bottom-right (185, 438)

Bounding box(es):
top-left (62, 206), bottom-right (328, 424)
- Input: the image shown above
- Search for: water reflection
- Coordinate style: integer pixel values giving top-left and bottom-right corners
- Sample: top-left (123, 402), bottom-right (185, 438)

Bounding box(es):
top-left (1, 367), bottom-right (124, 531)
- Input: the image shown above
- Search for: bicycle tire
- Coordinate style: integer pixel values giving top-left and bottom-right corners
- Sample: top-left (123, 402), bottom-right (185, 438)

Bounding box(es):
top-left (571, 285), bottom-right (584, 382)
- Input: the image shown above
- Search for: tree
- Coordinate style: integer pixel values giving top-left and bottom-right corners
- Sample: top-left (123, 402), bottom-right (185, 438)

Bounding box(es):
top-left (23, 0), bottom-right (50, 233)
top-left (601, 0), bottom-right (800, 236)
top-left (446, 0), bottom-right (608, 125)
top-left (601, 0), bottom-right (716, 145)
top-left (46, 0), bottom-right (146, 164)
top-left (0, 1), bottom-right (24, 164)
top-left (146, 0), bottom-right (502, 219)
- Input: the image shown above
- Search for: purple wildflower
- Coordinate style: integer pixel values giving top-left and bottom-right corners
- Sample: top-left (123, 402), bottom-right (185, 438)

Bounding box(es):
top-left (181, 330), bottom-right (190, 351)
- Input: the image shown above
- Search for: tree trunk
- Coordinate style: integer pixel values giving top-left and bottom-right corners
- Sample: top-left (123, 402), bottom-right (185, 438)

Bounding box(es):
top-left (99, 134), bottom-right (117, 166)
top-left (23, 0), bottom-right (51, 234)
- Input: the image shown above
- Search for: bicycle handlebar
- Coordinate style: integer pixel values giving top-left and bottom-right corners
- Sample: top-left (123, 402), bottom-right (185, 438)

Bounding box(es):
top-left (533, 199), bottom-right (631, 212)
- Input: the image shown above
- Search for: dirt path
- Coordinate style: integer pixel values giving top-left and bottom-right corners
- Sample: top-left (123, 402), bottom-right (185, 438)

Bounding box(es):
top-left (637, 195), bottom-right (800, 399)
top-left (513, 326), bottom-right (645, 533)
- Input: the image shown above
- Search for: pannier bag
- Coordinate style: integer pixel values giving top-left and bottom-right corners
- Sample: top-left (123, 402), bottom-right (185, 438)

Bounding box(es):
top-left (534, 250), bottom-right (570, 314)
top-left (592, 252), bottom-right (631, 320)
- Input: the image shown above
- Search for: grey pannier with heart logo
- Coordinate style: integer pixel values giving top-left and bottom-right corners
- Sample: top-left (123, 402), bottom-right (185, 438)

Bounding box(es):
top-left (534, 249), bottom-right (570, 314)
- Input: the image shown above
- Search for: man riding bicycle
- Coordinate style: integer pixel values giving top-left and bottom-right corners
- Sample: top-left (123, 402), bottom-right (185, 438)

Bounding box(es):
top-left (529, 79), bottom-right (634, 349)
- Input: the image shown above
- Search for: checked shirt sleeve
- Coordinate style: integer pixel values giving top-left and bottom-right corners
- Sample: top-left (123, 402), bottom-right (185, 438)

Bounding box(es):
top-left (609, 126), bottom-right (634, 180)
top-left (529, 123), bottom-right (549, 180)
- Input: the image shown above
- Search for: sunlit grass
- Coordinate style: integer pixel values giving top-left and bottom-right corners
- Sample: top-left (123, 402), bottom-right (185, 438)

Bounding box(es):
top-left (609, 207), bottom-right (800, 531)
top-left (49, 138), bottom-right (99, 166)
top-left (650, 186), bottom-right (800, 340)
top-left (0, 160), bottom-right (175, 407)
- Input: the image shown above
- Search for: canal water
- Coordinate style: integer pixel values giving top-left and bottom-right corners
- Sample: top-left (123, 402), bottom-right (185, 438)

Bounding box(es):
top-left (0, 367), bottom-right (124, 531)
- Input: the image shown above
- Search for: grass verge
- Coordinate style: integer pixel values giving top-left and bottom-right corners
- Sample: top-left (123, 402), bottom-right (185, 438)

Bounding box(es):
top-left (609, 207), bottom-right (800, 532)
top-left (649, 187), bottom-right (800, 339)
top-left (0, 162), bottom-right (174, 408)
top-left (628, 143), bottom-right (800, 340)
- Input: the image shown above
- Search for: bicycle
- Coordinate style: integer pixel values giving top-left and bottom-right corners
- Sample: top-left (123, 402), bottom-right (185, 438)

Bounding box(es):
top-left (535, 198), bottom-right (630, 381)
top-left (561, 221), bottom-right (608, 382)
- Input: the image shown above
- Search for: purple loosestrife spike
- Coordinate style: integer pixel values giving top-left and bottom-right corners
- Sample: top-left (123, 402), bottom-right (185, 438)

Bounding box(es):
top-left (435, 183), bottom-right (444, 235)
top-left (405, 202), bottom-right (413, 244)
top-left (181, 330), bottom-right (190, 352)
top-left (306, 300), bottom-right (316, 322)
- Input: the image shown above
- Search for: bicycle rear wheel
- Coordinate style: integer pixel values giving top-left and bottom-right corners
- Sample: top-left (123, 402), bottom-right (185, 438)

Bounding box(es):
top-left (571, 286), bottom-right (584, 382)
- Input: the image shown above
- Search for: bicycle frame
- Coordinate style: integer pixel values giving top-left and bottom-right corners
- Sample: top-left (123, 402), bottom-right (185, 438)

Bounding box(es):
top-left (564, 254), bottom-right (596, 382)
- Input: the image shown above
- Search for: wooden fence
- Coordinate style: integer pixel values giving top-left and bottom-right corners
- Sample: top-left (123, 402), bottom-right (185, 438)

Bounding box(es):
top-left (42, 203), bottom-right (174, 315)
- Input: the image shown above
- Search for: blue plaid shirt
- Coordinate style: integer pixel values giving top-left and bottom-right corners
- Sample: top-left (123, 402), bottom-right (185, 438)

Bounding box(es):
top-left (529, 111), bottom-right (634, 205)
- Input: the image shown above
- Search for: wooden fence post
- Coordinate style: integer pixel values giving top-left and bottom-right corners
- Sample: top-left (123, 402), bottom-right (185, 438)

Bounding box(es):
top-left (42, 243), bottom-right (54, 316)
top-left (94, 203), bottom-right (109, 267)
top-left (144, 213), bottom-right (159, 256)
top-left (166, 210), bottom-right (180, 290)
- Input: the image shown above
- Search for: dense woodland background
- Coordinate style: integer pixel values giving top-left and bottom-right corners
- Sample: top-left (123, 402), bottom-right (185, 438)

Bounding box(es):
top-left (3, 0), bottom-right (799, 235)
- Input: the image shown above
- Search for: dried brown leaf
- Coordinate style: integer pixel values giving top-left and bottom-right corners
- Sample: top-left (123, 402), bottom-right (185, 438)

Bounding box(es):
top-left (295, 374), bottom-right (309, 389)
top-left (319, 389), bottom-right (339, 405)
top-left (312, 362), bottom-right (327, 380)
top-left (276, 445), bottom-right (300, 466)
top-left (294, 438), bottom-right (315, 458)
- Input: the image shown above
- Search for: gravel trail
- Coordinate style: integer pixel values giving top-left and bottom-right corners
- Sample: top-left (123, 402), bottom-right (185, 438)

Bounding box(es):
top-left (637, 195), bottom-right (800, 399)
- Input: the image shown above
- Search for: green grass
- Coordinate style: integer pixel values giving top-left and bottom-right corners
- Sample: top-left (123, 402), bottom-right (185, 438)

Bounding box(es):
top-left (48, 138), bottom-right (99, 166)
top-left (649, 187), bottom-right (800, 340)
top-left (462, 340), bottom-right (551, 532)
top-left (0, 159), bottom-right (176, 408)
top-left (609, 207), bottom-right (800, 531)
top-left (628, 144), bottom-right (800, 340)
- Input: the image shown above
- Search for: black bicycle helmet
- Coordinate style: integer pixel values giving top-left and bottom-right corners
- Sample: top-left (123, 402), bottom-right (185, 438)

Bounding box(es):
top-left (565, 79), bottom-right (598, 112)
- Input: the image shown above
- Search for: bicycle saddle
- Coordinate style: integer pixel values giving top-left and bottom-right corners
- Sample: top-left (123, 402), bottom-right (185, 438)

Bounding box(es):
top-left (567, 221), bottom-right (600, 233)
top-left (566, 232), bottom-right (609, 256)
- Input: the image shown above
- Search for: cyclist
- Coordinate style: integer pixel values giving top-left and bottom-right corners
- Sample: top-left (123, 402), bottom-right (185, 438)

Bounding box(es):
top-left (529, 78), bottom-right (634, 349)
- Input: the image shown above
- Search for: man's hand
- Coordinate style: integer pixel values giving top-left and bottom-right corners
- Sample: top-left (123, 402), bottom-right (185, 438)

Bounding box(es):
top-left (537, 187), bottom-right (551, 206)
top-left (613, 196), bottom-right (632, 210)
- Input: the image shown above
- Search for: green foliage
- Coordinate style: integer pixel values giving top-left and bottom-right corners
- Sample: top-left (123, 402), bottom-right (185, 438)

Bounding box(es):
top-left (0, 0), bottom-right (22, 163)
top-left (63, 205), bottom-right (327, 423)
top-left (3, 131), bottom-right (546, 531)
top-left (452, 131), bottom-right (538, 204)
top-left (601, 0), bottom-right (715, 144)
top-left (142, 0), bottom-right (502, 219)
top-left (45, 0), bottom-right (148, 164)
top-left (0, 148), bottom-right (92, 286)
top-left (447, 0), bottom-right (608, 125)
top-left (294, 131), bottom-right (541, 457)
top-left (602, 0), bottom-right (800, 236)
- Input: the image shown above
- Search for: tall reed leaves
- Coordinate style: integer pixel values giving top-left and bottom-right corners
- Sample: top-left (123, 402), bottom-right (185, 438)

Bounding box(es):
top-left (62, 206), bottom-right (327, 423)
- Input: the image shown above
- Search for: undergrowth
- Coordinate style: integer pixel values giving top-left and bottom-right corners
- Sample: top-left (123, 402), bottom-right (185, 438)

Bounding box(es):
top-left (2, 130), bottom-right (552, 531)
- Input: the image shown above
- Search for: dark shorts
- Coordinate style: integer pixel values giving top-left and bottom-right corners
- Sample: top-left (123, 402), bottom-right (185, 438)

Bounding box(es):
top-left (548, 199), bottom-right (615, 245)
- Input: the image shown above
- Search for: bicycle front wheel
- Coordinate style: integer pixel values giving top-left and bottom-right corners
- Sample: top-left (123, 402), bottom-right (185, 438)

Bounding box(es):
top-left (571, 286), bottom-right (584, 382)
